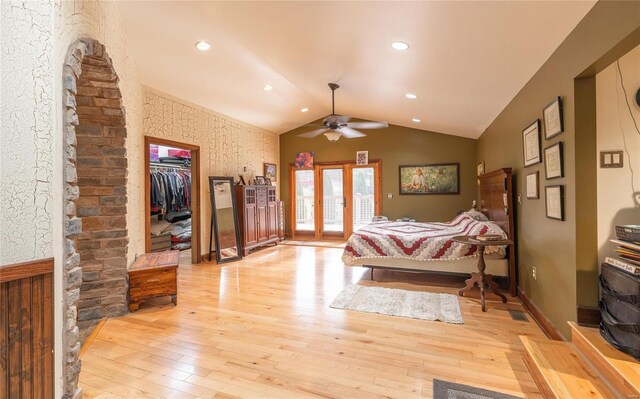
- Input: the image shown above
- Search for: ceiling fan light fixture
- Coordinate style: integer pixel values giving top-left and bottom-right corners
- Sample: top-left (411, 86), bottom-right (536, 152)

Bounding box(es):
top-left (195, 41), bottom-right (211, 51)
top-left (405, 93), bottom-right (418, 99)
top-left (412, 118), bottom-right (421, 123)
top-left (301, 107), bottom-right (309, 113)
top-left (391, 41), bottom-right (409, 51)
top-left (324, 131), bottom-right (342, 142)
top-left (263, 84), bottom-right (273, 91)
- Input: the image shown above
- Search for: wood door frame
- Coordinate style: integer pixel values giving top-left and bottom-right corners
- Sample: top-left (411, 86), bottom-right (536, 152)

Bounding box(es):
top-left (289, 165), bottom-right (316, 238)
top-left (317, 164), bottom-right (347, 238)
top-left (144, 136), bottom-right (201, 264)
top-left (289, 160), bottom-right (382, 240)
top-left (344, 161), bottom-right (382, 237)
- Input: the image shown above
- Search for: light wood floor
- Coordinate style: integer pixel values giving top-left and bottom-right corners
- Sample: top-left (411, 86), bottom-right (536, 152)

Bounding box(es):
top-left (80, 245), bottom-right (545, 399)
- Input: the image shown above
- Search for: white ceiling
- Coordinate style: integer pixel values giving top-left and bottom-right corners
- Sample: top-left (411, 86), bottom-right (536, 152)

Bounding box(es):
top-left (117, 1), bottom-right (595, 138)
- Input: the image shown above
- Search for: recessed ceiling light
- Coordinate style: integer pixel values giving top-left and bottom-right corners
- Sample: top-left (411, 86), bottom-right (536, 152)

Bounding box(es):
top-left (405, 93), bottom-right (418, 99)
top-left (412, 118), bottom-right (421, 123)
top-left (391, 41), bottom-right (409, 51)
top-left (195, 41), bottom-right (210, 51)
top-left (301, 107), bottom-right (309, 113)
top-left (263, 84), bottom-right (273, 91)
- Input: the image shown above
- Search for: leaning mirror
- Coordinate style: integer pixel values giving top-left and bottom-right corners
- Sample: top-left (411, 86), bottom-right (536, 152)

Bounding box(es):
top-left (208, 176), bottom-right (242, 263)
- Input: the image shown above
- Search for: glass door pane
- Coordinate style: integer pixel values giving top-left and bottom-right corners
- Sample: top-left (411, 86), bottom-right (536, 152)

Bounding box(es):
top-left (295, 170), bottom-right (314, 231)
top-left (322, 168), bottom-right (344, 233)
top-left (352, 167), bottom-right (375, 231)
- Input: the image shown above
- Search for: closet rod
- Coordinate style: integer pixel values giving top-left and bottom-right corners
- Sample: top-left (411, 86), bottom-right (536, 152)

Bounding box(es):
top-left (150, 162), bottom-right (191, 170)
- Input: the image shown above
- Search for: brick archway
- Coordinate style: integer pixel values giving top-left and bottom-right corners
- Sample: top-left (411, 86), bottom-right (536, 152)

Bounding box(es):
top-left (62, 39), bottom-right (129, 399)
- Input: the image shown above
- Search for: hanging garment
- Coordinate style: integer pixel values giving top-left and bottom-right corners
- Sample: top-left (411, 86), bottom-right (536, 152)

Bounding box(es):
top-left (150, 168), bottom-right (192, 214)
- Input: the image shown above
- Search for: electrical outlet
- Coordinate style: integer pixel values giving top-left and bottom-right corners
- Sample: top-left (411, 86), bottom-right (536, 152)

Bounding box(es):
top-left (387, 193), bottom-right (393, 199)
top-left (532, 266), bottom-right (537, 280)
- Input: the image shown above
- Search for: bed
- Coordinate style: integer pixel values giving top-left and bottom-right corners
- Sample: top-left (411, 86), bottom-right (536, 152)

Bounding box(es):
top-left (342, 168), bottom-right (517, 296)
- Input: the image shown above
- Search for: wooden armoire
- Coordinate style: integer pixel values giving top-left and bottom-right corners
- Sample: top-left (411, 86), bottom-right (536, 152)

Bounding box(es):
top-left (235, 185), bottom-right (284, 256)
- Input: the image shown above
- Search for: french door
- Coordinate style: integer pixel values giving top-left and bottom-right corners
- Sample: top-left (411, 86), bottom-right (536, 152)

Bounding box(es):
top-left (318, 166), bottom-right (345, 237)
top-left (291, 161), bottom-right (381, 239)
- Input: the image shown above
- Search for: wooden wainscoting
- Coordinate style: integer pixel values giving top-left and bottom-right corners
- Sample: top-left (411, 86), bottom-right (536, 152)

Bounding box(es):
top-left (0, 258), bottom-right (54, 399)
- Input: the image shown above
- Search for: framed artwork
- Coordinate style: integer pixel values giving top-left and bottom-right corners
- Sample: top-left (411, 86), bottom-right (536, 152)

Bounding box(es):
top-left (544, 142), bottom-right (564, 179)
top-left (477, 161), bottom-right (485, 176)
top-left (526, 172), bottom-right (539, 199)
top-left (263, 163), bottom-right (277, 182)
top-left (264, 177), bottom-right (272, 185)
top-left (545, 185), bottom-right (564, 220)
top-left (543, 96), bottom-right (564, 139)
top-left (399, 163), bottom-right (460, 195)
top-left (356, 151), bottom-right (369, 166)
top-left (294, 152), bottom-right (314, 168)
top-left (522, 120), bottom-right (542, 167)
top-left (255, 176), bottom-right (265, 185)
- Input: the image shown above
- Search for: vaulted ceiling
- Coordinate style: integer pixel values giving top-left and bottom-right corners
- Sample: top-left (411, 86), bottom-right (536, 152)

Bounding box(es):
top-left (118, 1), bottom-right (595, 138)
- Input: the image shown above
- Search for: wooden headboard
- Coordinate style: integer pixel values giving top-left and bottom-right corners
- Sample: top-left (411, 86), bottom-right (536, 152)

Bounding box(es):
top-left (478, 168), bottom-right (516, 296)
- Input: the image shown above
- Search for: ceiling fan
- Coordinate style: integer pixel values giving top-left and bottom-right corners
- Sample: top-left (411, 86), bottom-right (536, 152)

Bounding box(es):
top-left (298, 83), bottom-right (388, 142)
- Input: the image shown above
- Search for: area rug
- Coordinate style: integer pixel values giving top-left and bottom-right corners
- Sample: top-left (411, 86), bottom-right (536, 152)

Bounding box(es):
top-left (433, 380), bottom-right (522, 399)
top-left (329, 285), bottom-right (463, 324)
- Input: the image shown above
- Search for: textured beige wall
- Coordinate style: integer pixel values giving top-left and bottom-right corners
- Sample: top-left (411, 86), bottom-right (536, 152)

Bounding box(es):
top-left (1, 0), bottom-right (56, 264)
top-left (143, 87), bottom-right (279, 255)
top-left (596, 44), bottom-right (640, 263)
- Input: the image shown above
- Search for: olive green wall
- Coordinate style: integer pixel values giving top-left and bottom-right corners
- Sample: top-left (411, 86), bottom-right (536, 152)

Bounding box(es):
top-left (477, 1), bottom-right (640, 338)
top-left (279, 124), bottom-right (477, 234)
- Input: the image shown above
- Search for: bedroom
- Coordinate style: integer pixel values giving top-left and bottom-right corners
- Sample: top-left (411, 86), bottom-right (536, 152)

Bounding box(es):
top-left (1, 1), bottom-right (640, 398)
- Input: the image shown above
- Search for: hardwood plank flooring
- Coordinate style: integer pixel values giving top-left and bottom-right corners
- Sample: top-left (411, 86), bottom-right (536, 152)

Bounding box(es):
top-left (80, 245), bottom-right (545, 398)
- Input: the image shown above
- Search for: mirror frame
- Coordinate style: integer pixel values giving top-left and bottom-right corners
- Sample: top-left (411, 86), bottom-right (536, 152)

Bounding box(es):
top-left (208, 176), bottom-right (243, 264)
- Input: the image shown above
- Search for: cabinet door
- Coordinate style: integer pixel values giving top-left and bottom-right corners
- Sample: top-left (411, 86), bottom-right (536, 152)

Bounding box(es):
top-left (257, 206), bottom-right (268, 242)
top-left (244, 206), bottom-right (258, 247)
top-left (267, 203), bottom-right (278, 239)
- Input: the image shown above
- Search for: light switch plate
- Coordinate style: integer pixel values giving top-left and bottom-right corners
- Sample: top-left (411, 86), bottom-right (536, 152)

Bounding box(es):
top-left (600, 150), bottom-right (624, 168)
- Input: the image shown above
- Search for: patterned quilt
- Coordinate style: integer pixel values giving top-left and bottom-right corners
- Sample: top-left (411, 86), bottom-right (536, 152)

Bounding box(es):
top-left (342, 214), bottom-right (507, 265)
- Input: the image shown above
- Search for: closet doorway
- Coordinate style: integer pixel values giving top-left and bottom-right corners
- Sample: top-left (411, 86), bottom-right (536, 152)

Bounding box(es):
top-left (144, 137), bottom-right (201, 264)
top-left (290, 160), bottom-right (382, 239)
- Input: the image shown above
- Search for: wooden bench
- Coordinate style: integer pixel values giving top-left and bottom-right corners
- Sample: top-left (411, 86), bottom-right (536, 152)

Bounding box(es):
top-left (128, 250), bottom-right (179, 311)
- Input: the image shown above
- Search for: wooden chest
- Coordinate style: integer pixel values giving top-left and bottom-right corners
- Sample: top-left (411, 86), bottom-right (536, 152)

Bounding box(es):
top-left (128, 250), bottom-right (179, 311)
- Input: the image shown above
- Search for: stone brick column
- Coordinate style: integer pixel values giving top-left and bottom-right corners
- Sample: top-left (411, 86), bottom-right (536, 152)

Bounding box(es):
top-left (62, 39), bottom-right (129, 399)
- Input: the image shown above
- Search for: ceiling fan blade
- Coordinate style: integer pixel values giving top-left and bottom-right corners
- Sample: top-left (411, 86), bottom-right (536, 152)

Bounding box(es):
top-left (324, 114), bottom-right (352, 125)
top-left (298, 128), bottom-right (327, 138)
top-left (339, 127), bottom-right (366, 138)
top-left (346, 121), bottom-right (389, 129)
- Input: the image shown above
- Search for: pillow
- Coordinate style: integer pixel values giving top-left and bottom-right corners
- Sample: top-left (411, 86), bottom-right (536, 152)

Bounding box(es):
top-left (464, 209), bottom-right (489, 222)
top-left (165, 210), bottom-right (191, 223)
top-left (150, 220), bottom-right (172, 236)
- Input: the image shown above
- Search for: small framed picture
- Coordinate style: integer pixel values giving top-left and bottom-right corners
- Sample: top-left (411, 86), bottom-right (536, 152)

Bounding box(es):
top-left (544, 142), bottom-right (564, 179)
top-left (255, 176), bottom-right (265, 185)
top-left (356, 151), bottom-right (369, 165)
top-left (295, 152), bottom-right (314, 168)
top-left (543, 96), bottom-right (564, 140)
top-left (264, 177), bottom-right (272, 185)
top-left (545, 185), bottom-right (564, 221)
top-left (477, 161), bottom-right (485, 176)
top-left (523, 120), bottom-right (542, 167)
top-left (526, 172), bottom-right (539, 199)
top-left (264, 163), bottom-right (277, 182)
